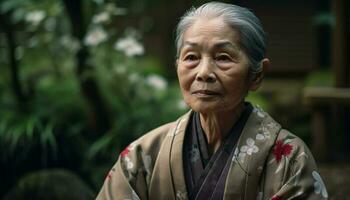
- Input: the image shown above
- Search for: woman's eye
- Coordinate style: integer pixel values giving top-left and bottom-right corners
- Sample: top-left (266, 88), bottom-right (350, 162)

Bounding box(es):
top-left (184, 54), bottom-right (199, 61)
top-left (215, 54), bottom-right (232, 62)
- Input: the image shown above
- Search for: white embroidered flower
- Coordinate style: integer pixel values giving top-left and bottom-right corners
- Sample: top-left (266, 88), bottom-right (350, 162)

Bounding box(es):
top-left (26, 10), bottom-right (46, 26)
top-left (256, 127), bottom-right (270, 141)
top-left (312, 171), bottom-right (328, 198)
top-left (238, 152), bottom-right (246, 163)
top-left (233, 146), bottom-right (247, 163)
top-left (188, 145), bottom-right (200, 163)
top-left (114, 36), bottom-right (144, 57)
top-left (92, 12), bottom-right (110, 24)
top-left (176, 191), bottom-right (187, 200)
top-left (236, 138), bottom-right (259, 163)
top-left (266, 122), bottom-right (278, 129)
top-left (240, 138), bottom-right (259, 155)
top-left (124, 157), bottom-right (134, 170)
top-left (145, 74), bottom-right (167, 91)
top-left (253, 107), bottom-right (265, 118)
top-left (84, 27), bottom-right (108, 46)
top-left (255, 134), bottom-right (264, 140)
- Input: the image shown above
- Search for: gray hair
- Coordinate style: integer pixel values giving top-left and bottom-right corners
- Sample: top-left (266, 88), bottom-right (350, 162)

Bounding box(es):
top-left (175, 2), bottom-right (266, 74)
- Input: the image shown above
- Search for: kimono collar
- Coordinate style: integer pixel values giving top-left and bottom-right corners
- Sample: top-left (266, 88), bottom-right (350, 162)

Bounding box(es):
top-left (149, 105), bottom-right (281, 200)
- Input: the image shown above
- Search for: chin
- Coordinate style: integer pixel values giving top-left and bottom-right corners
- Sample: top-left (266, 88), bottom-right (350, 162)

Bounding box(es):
top-left (188, 102), bottom-right (224, 114)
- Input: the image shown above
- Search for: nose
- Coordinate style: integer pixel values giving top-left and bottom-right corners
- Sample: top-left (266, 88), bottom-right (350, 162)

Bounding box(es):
top-left (196, 58), bottom-right (216, 83)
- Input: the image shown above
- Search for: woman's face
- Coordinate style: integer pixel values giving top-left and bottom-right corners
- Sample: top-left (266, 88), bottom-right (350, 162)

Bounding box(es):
top-left (177, 17), bottom-right (256, 114)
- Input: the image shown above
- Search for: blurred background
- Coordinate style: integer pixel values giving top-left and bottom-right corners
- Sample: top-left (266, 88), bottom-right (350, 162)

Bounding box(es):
top-left (0, 0), bottom-right (349, 199)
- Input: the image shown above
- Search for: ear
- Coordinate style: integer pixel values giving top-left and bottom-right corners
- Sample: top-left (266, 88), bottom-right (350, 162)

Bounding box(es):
top-left (249, 58), bottom-right (270, 91)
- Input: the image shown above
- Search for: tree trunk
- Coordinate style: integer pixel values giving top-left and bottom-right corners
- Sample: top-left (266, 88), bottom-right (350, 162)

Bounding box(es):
top-left (0, 13), bottom-right (26, 108)
top-left (62, 0), bottom-right (110, 134)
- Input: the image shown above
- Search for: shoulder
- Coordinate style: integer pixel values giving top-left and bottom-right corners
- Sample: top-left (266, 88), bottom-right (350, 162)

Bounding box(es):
top-left (132, 121), bottom-right (177, 151)
top-left (120, 111), bottom-right (191, 159)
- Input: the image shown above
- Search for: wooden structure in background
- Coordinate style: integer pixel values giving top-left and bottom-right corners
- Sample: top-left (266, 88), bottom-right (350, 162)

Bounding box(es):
top-left (303, 0), bottom-right (349, 161)
top-left (251, 2), bottom-right (317, 76)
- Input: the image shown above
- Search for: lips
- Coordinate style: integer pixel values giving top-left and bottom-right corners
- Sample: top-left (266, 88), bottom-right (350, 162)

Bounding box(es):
top-left (191, 90), bottom-right (221, 98)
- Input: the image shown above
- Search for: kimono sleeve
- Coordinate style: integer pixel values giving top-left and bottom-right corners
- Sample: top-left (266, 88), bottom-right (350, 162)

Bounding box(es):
top-left (261, 129), bottom-right (328, 200)
top-left (96, 143), bottom-right (149, 200)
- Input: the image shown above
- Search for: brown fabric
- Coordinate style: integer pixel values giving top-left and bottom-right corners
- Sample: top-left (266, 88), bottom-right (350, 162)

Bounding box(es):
top-left (96, 104), bottom-right (328, 200)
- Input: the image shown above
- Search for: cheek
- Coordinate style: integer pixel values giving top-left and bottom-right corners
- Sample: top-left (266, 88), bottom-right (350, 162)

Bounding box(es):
top-left (221, 72), bottom-right (250, 98)
top-left (177, 67), bottom-right (194, 91)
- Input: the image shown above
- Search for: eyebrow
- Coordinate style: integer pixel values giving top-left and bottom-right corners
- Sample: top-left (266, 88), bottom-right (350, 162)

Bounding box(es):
top-left (182, 40), bottom-right (240, 51)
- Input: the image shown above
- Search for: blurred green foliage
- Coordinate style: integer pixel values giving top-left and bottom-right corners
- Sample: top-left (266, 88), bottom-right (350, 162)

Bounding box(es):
top-left (2, 0), bottom-right (329, 198)
top-left (305, 69), bottom-right (334, 87)
top-left (0, 0), bottom-right (187, 197)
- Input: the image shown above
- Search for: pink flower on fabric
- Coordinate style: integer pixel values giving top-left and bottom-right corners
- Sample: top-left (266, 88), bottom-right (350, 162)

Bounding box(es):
top-left (106, 171), bottom-right (112, 180)
top-left (120, 145), bottom-right (130, 157)
top-left (273, 140), bottom-right (293, 163)
top-left (105, 168), bottom-right (115, 181)
top-left (271, 195), bottom-right (282, 200)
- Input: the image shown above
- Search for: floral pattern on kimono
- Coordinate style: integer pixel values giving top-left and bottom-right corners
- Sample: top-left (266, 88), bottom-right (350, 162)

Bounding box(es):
top-left (259, 129), bottom-right (328, 200)
top-left (96, 104), bottom-right (328, 200)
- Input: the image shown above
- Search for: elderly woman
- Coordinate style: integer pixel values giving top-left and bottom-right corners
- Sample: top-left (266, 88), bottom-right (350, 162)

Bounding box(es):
top-left (97, 2), bottom-right (328, 200)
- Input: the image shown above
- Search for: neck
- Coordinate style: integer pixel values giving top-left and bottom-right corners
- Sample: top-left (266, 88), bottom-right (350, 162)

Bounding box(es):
top-left (199, 102), bottom-right (245, 153)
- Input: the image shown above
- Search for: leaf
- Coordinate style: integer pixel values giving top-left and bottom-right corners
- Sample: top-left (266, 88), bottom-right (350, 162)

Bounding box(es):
top-left (25, 116), bottom-right (38, 139)
top-left (41, 122), bottom-right (57, 154)
top-left (87, 133), bottom-right (114, 159)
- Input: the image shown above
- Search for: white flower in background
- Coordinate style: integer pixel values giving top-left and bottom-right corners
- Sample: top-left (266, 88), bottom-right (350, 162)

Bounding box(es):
top-left (312, 171), bottom-right (328, 198)
top-left (92, 12), bottom-right (110, 24)
top-left (26, 10), bottom-right (46, 26)
top-left (93, 0), bottom-right (104, 5)
top-left (105, 3), bottom-right (127, 15)
top-left (128, 73), bottom-right (140, 83)
top-left (114, 36), bottom-right (144, 57)
top-left (44, 18), bottom-right (56, 31)
top-left (113, 7), bottom-right (127, 15)
top-left (113, 64), bottom-right (127, 74)
top-left (146, 74), bottom-right (167, 91)
top-left (84, 27), bottom-right (108, 46)
top-left (61, 35), bottom-right (81, 52)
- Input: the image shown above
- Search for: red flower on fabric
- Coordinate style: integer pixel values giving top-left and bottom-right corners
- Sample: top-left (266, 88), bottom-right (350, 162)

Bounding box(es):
top-left (120, 145), bottom-right (130, 157)
top-left (106, 171), bottom-right (112, 180)
top-left (271, 195), bottom-right (282, 200)
top-left (105, 168), bottom-right (115, 180)
top-left (273, 140), bottom-right (293, 163)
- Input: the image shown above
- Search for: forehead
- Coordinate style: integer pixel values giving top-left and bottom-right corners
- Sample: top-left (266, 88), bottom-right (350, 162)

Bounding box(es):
top-left (182, 17), bottom-right (240, 46)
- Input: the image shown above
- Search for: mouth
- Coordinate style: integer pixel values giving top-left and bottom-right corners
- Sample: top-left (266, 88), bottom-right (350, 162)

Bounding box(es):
top-left (191, 90), bottom-right (221, 98)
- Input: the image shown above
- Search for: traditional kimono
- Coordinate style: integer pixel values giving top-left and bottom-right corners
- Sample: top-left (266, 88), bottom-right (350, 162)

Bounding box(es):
top-left (96, 103), bottom-right (328, 200)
